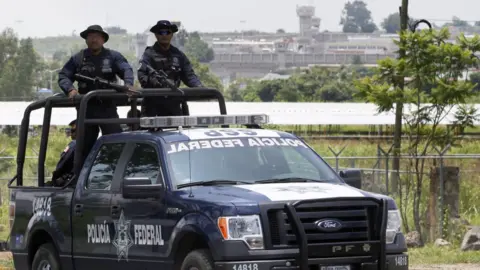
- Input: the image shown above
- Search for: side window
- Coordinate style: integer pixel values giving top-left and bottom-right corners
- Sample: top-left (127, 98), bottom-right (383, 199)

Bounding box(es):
top-left (124, 143), bottom-right (161, 184)
top-left (86, 143), bottom-right (125, 190)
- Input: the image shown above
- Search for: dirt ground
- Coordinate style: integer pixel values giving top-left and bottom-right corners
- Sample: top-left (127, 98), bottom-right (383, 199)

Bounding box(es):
top-left (0, 252), bottom-right (478, 269)
top-left (0, 252), bottom-right (10, 260)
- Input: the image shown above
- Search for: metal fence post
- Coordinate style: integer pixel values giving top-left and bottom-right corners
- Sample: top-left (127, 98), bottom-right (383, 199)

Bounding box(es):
top-left (328, 145), bottom-right (346, 172)
top-left (378, 144), bottom-right (394, 194)
top-left (433, 144), bottom-right (451, 237)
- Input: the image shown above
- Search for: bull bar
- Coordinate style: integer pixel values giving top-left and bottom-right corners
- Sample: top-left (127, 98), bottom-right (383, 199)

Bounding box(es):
top-left (281, 197), bottom-right (388, 270)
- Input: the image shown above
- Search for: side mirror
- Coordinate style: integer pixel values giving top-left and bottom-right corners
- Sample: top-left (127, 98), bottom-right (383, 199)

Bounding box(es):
top-left (339, 169), bottom-right (362, 189)
top-left (122, 177), bottom-right (164, 199)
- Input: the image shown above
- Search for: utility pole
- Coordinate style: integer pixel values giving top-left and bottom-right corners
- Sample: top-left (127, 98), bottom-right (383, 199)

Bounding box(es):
top-left (392, 0), bottom-right (409, 194)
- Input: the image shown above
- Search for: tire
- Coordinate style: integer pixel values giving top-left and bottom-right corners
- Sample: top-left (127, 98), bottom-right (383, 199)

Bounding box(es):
top-left (180, 249), bottom-right (214, 270)
top-left (31, 243), bottom-right (61, 270)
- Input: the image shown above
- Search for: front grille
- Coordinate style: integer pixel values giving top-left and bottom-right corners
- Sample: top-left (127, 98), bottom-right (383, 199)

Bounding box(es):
top-left (265, 202), bottom-right (381, 247)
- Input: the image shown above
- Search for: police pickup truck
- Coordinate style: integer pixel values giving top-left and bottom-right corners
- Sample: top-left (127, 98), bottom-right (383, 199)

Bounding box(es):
top-left (8, 87), bottom-right (408, 270)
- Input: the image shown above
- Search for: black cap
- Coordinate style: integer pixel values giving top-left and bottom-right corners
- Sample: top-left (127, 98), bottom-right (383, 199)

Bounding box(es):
top-left (80, 25), bottom-right (109, 42)
top-left (150, 20), bottom-right (178, 34)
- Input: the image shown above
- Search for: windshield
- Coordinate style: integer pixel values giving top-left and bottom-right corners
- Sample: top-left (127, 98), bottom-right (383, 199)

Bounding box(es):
top-left (165, 136), bottom-right (342, 188)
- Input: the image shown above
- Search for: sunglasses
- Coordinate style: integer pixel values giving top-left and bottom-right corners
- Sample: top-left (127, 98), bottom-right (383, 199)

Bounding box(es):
top-left (157, 30), bottom-right (172, 36)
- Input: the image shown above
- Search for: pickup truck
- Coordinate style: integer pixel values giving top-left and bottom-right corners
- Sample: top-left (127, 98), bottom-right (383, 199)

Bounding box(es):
top-left (8, 88), bottom-right (408, 270)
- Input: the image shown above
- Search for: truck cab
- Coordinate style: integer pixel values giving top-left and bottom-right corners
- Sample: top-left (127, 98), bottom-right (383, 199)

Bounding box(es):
top-left (8, 88), bottom-right (408, 270)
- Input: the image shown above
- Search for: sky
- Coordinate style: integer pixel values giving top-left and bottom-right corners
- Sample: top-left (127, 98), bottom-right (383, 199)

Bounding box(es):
top-left (1, 0), bottom-right (479, 38)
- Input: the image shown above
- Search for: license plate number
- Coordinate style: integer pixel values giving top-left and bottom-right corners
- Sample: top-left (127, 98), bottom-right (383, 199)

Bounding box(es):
top-left (395, 255), bottom-right (408, 266)
top-left (320, 266), bottom-right (351, 270)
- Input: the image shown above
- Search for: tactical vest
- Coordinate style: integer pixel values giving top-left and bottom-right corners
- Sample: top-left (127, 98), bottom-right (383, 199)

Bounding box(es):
top-left (144, 47), bottom-right (182, 87)
top-left (75, 49), bottom-right (117, 94)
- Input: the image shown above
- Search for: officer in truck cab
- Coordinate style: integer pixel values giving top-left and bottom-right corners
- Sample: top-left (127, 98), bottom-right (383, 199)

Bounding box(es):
top-left (46, 120), bottom-right (77, 187)
top-left (137, 20), bottom-right (203, 117)
top-left (57, 24), bottom-right (135, 160)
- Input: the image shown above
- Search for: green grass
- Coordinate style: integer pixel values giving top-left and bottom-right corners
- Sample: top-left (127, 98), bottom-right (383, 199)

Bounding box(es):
top-left (408, 245), bottom-right (480, 265)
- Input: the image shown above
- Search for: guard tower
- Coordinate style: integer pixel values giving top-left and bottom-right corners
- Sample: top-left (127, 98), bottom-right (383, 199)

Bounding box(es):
top-left (297, 5), bottom-right (315, 36)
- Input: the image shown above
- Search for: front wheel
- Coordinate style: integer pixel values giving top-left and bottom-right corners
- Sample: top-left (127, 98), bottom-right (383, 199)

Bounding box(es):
top-left (180, 249), bottom-right (214, 270)
top-left (31, 243), bottom-right (61, 270)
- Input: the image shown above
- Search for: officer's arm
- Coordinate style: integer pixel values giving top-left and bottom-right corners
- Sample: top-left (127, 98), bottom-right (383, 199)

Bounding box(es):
top-left (180, 53), bottom-right (203, 88)
top-left (57, 56), bottom-right (78, 95)
top-left (137, 53), bottom-right (152, 88)
top-left (113, 52), bottom-right (135, 86)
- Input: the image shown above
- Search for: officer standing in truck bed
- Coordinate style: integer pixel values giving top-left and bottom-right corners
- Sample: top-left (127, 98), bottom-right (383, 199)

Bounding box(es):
top-left (137, 20), bottom-right (203, 117)
top-left (57, 24), bottom-right (135, 159)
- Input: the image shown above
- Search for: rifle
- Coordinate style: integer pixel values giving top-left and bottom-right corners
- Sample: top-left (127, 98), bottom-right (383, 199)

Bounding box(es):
top-left (145, 64), bottom-right (189, 115)
top-left (74, 74), bottom-right (140, 95)
top-left (74, 74), bottom-right (141, 121)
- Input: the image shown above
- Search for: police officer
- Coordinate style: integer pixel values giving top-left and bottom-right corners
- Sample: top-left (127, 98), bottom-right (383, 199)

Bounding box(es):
top-left (57, 24), bottom-right (135, 159)
top-left (137, 20), bottom-right (203, 117)
top-left (46, 120), bottom-right (77, 187)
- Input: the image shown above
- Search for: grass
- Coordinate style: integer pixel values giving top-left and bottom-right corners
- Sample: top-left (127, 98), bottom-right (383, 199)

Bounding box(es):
top-left (408, 245), bottom-right (480, 265)
top-left (0, 129), bottom-right (479, 266)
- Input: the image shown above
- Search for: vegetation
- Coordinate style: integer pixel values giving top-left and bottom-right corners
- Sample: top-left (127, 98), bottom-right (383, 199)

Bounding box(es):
top-left (356, 27), bottom-right (480, 244)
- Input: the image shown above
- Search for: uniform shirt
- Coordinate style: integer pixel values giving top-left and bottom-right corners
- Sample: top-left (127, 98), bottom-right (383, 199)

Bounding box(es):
top-left (137, 42), bottom-right (202, 89)
top-left (52, 140), bottom-right (76, 181)
top-left (58, 48), bottom-right (135, 95)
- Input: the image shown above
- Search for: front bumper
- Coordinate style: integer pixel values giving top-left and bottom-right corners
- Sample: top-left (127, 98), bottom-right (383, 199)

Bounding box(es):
top-left (215, 253), bottom-right (408, 270)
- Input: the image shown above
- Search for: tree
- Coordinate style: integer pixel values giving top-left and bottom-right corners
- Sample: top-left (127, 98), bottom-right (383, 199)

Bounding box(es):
top-left (0, 29), bottom-right (43, 100)
top-left (184, 32), bottom-right (214, 63)
top-left (451, 16), bottom-right (468, 27)
top-left (15, 38), bottom-right (40, 98)
top-left (381, 12), bottom-right (401, 34)
top-left (469, 72), bottom-right (480, 91)
top-left (340, 1), bottom-right (377, 33)
top-left (180, 56), bottom-right (223, 92)
top-left (355, 28), bottom-right (480, 244)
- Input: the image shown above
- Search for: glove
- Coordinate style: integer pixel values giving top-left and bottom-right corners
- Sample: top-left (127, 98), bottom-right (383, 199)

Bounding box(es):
top-left (148, 76), bottom-right (161, 87)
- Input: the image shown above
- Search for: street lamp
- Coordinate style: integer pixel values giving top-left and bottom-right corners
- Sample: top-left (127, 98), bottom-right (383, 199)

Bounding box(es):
top-left (45, 68), bottom-right (61, 89)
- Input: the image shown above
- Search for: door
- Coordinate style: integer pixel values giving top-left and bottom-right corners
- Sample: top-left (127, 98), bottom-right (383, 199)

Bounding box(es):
top-left (72, 142), bottom-right (127, 268)
top-left (109, 142), bottom-right (169, 269)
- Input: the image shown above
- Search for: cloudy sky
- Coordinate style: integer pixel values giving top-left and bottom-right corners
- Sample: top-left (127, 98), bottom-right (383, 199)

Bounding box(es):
top-left (1, 0), bottom-right (478, 38)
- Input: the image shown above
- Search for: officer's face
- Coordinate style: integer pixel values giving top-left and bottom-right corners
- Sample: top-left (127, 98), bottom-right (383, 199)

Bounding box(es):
top-left (86, 32), bottom-right (105, 51)
top-left (155, 30), bottom-right (173, 46)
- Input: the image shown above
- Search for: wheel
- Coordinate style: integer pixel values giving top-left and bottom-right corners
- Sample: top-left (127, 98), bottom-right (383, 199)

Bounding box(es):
top-left (180, 249), bottom-right (214, 270)
top-left (31, 243), bottom-right (61, 270)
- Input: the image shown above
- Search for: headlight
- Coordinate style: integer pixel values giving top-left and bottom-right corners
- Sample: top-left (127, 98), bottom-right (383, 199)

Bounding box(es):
top-left (386, 210), bottom-right (402, 244)
top-left (217, 215), bottom-right (264, 249)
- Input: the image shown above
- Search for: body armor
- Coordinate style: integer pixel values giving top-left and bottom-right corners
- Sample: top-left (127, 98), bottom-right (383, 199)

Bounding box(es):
top-left (75, 49), bottom-right (117, 94)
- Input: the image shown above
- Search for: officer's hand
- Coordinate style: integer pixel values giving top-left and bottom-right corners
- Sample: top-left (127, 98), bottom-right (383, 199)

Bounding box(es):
top-left (126, 85), bottom-right (138, 97)
top-left (68, 89), bottom-right (78, 99)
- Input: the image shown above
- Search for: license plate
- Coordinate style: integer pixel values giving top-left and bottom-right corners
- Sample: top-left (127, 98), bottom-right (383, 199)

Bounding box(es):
top-left (320, 266), bottom-right (351, 270)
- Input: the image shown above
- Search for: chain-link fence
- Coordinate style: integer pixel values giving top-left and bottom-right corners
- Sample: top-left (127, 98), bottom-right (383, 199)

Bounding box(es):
top-left (0, 144), bottom-right (479, 243)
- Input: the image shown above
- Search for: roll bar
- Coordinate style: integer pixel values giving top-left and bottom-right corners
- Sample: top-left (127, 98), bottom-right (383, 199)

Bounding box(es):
top-left (12, 87), bottom-right (227, 187)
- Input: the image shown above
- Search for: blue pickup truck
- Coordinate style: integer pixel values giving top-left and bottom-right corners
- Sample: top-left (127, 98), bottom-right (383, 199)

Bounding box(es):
top-left (8, 88), bottom-right (408, 270)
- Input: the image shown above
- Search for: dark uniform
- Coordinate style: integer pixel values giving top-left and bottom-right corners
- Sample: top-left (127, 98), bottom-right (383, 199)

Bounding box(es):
top-left (58, 25), bottom-right (134, 159)
top-left (51, 140), bottom-right (76, 186)
top-left (137, 20), bottom-right (203, 117)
